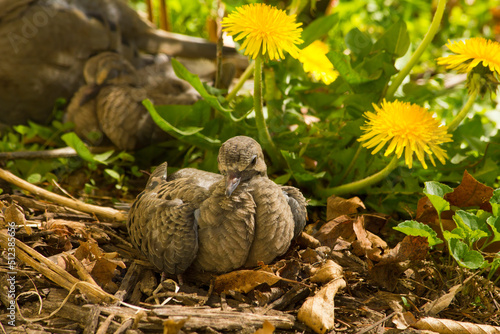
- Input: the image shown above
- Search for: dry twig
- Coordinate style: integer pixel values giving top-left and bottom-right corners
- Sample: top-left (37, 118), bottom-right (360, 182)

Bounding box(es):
top-left (0, 167), bottom-right (127, 221)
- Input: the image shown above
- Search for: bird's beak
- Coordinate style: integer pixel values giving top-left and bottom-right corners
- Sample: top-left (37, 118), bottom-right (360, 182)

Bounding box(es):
top-left (225, 171), bottom-right (241, 197)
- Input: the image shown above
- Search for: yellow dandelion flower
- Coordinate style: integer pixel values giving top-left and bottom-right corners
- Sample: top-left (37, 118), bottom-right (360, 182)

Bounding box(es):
top-left (222, 3), bottom-right (303, 60)
top-left (298, 40), bottom-right (338, 85)
top-left (358, 100), bottom-right (452, 169)
top-left (437, 37), bottom-right (500, 75)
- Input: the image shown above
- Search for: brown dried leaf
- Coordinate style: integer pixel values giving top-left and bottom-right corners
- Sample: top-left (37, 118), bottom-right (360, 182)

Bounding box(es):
top-left (73, 240), bottom-right (125, 292)
top-left (5, 203), bottom-right (31, 235)
top-left (75, 240), bottom-right (102, 260)
top-left (363, 213), bottom-right (389, 235)
top-left (421, 279), bottom-right (469, 316)
top-left (253, 320), bottom-right (275, 334)
top-left (214, 270), bottom-right (282, 293)
top-left (413, 316), bottom-right (500, 334)
top-left (445, 170), bottom-right (493, 211)
top-left (352, 216), bottom-right (388, 261)
top-left (326, 196), bottom-right (365, 221)
top-left (297, 277), bottom-right (346, 334)
top-left (372, 291), bottom-right (405, 313)
top-left (314, 215), bottom-right (355, 248)
top-left (92, 257), bottom-right (126, 290)
top-left (379, 235), bottom-right (429, 264)
top-left (45, 219), bottom-right (87, 238)
top-left (296, 232), bottom-right (322, 249)
top-left (299, 248), bottom-right (324, 264)
top-left (416, 196), bottom-right (439, 222)
top-left (392, 311), bottom-right (418, 330)
top-left (310, 260), bottom-right (343, 284)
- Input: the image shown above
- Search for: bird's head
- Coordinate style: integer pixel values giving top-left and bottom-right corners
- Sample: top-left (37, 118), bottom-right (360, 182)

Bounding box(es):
top-left (84, 52), bottom-right (137, 86)
top-left (218, 136), bottom-right (267, 197)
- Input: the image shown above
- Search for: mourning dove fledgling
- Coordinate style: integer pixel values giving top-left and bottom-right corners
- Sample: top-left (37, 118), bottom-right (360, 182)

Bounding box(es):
top-left (127, 136), bottom-right (307, 275)
top-left (0, 0), bottom-right (235, 126)
top-left (66, 52), bottom-right (199, 150)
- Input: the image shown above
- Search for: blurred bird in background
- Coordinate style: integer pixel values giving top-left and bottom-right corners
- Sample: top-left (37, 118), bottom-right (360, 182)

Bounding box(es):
top-left (0, 0), bottom-right (239, 148)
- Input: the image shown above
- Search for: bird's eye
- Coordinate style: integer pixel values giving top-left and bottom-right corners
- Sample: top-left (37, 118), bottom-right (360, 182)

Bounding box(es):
top-left (250, 155), bottom-right (257, 166)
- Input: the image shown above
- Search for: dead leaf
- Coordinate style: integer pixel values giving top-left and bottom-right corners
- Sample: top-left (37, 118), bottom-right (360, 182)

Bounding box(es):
top-left (297, 277), bottom-right (346, 334)
top-left (92, 256), bottom-right (126, 292)
top-left (421, 277), bottom-right (471, 316)
top-left (413, 316), bottom-right (500, 334)
top-left (299, 248), bottom-right (324, 264)
top-left (75, 240), bottom-right (101, 260)
top-left (275, 259), bottom-right (302, 281)
top-left (4, 202), bottom-right (31, 235)
top-left (326, 195), bottom-right (365, 221)
top-left (444, 170), bottom-right (493, 211)
top-left (392, 311), bottom-right (418, 329)
top-left (253, 320), bottom-right (275, 334)
top-left (352, 216), bottom-right (388, 261)
top-left (379, 235), bottom-right (429, 264)
top-left (314, 215), bottom-right (355, 248)
top-left (45, 219), bottom-right (87, 238)
top-left (362, 214), bottom-right (389, 236)
top-left (367, 236), bottom-right (429, 290)
top-left (296, 232), bottom-right (322, 249)
top-left (214, 270), bottom-right (282, 293)
top-left (72, 240), bottom-right (125, 293)
top-left (310, 260), bottom-right (343, 284)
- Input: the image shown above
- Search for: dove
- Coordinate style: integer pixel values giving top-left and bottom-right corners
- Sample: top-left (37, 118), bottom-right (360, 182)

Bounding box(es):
top-left (127, 136), bottom-right (307, 275)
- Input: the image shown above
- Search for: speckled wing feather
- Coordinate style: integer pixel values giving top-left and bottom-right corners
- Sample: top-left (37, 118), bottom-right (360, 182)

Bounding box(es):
top-left (97, 85), bottom-right (157, 150)
top-left (128, 194), bottom-right (199, 274)
top-left (244, 177), bottom-right (295, 267)
top-left (280, 185), bottom-right (307, 239)
top-left (127, 162), bottom-right (211, 274)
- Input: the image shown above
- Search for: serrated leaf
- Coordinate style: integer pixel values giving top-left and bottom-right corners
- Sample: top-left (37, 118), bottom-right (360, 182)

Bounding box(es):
top-left (448, 238), bottom-right (485, 269)
top-left (443, 229), bottom-right (464, 241)
top-left (424, 181), bottom-right (453, 198)
top-left (393, 220), bottom-right (443, 247)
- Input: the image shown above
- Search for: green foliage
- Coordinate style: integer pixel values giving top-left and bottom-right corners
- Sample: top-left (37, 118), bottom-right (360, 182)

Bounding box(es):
top-left (393, 220), bottom-right (443, 247)
top-left (423, 181), bottom-right (453, 215)
top-left (395, 181), bottom-right (500, 273)
top-left (0, 119), bottom-right (140, 195)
